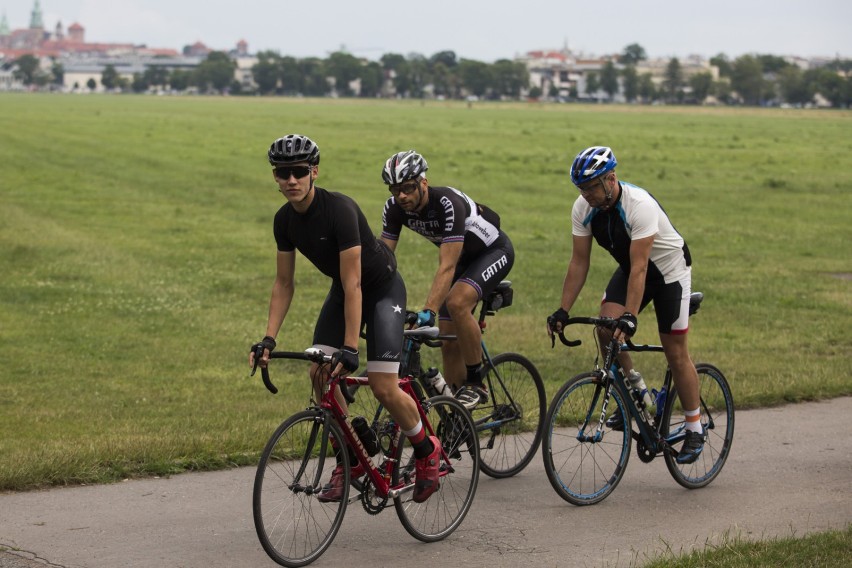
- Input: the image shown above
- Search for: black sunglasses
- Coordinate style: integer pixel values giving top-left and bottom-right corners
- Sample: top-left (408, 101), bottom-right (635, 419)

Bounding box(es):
top-left (274, 165), bottom-right (312, 179)
top-left (389, 181), bottom-right (419, 197)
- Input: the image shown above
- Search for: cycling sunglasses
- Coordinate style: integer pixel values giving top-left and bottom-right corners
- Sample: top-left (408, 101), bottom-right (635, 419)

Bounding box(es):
top-left (389, 181), bottom-right (419, 197)
top-left (274, 165), bottom-right (312, 179)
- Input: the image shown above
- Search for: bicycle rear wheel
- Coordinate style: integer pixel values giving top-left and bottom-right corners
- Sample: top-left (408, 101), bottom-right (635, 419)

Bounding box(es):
top-left (662, 363), bottom-right (735, 489)
top-left (475, 352), bottom-right (546, 478)
top-left (253, 410), bottom-right (349, 567)
top-left (542, 372), bottom-right (632, 506)
top-left (393, 395), bottom-right (479, 542)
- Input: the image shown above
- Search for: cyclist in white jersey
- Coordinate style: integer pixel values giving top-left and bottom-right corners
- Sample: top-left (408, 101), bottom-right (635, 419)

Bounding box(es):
top-left (546, 146), bottom-right (704, 464)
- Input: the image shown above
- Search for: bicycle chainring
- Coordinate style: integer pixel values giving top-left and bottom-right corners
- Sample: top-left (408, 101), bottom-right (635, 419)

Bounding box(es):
top-left (360, 478), bottom-right (387, 515)
top-left (636, 438), bottom-right (657, 463)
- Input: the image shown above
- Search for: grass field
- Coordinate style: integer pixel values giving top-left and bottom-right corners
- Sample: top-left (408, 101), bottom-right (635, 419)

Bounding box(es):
top-left (0, 93), bottom-right (850, 491)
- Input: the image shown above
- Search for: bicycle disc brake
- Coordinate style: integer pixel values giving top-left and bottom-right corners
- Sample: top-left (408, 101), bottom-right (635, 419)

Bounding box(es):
top-left (360, 477), bottom-right (387, 515)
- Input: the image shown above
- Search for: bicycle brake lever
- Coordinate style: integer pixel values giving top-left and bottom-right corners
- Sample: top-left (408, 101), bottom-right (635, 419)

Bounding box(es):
top-left (250, 345), bottom-right (263, 377)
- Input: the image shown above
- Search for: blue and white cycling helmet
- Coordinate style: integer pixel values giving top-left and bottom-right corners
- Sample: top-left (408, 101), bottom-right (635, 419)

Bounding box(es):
top-left (382, 150), bottom-right (428, 185)
top-left (570, 146), bottom-right (617, 186)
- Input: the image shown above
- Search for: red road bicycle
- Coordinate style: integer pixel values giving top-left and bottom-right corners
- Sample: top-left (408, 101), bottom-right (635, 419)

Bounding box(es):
top-left (250, 329), bottom-right (479, 567)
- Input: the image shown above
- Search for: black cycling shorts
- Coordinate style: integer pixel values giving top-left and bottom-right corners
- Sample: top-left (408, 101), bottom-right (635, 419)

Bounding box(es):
top-left (313, 272), bottom-right (407, 374)
top-left (438, 234), bottom-right (515, 320)
top-left (602, 266), bottom-right (692, 334)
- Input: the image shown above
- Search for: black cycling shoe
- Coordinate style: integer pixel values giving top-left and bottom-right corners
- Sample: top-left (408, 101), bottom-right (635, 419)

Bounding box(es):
top-left (676, 429), bottom-right (705, 464)
top-left (605, 412), bottom-right (625, 432)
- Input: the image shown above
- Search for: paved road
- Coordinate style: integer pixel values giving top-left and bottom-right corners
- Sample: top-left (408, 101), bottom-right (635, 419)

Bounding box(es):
top-left (2, 398), bottom-right (850, 568)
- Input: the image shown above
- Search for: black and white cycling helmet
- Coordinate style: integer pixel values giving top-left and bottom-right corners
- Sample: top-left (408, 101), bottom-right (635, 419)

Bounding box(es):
top-left (570, 146), bottom-right (617, 186)
top-left (268, 134), bottom-right (320, 166)
top-left (382, 150), bottom-right (428, 185)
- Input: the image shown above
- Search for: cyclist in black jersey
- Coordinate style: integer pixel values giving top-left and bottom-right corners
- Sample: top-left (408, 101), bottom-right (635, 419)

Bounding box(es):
top-left (380, 150), bottom-right (514, 410)
top-left (546, 146), bottom-right (704, 464)
top-left (250, 135), bottom-right (440, 503)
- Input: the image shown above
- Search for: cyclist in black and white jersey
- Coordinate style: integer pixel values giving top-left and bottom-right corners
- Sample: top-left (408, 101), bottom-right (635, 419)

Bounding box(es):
top-left (249, 135), bottom-right (441, 504)
top-left (380, 150), bottom-right (514, 409)
top-left (546, 146), bottom-right (705, 464)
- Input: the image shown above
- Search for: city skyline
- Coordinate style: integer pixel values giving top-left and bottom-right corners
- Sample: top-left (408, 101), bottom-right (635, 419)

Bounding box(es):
top-left (3, 0), bottom-right (851, 62)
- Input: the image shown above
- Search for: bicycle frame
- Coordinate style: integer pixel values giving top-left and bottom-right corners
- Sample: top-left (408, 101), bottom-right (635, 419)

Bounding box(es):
top-left (263, 350), bottom-right (449, 501)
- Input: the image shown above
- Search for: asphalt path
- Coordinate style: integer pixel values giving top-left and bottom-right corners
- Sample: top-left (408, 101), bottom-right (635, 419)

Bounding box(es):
top-left (2, 397), bottom-right (850, 568)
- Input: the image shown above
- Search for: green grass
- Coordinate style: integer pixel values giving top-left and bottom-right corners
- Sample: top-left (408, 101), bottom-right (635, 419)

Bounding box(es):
top-left (641, 525), bottom-right (852, 567)
top-left (0, 94), bottom-right (850, 491)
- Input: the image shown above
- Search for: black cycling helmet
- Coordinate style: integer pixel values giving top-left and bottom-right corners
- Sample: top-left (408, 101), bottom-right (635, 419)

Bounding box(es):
top-left (268, 134), bottom-right (320, 166)
top-left (382, 150), bottom-right (428, 185)
top-left (570, 146), bottom-right (617, 186)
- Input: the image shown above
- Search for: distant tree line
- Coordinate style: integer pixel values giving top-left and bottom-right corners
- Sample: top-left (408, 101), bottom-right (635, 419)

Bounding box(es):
top-left (578, 43), bottom-right (851, 108)
top-left (5, 45), bottom-right (850, 107)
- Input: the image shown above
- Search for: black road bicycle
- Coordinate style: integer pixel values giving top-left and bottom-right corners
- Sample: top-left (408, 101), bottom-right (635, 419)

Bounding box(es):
top-left (543, 292), bottom-right (734, 505)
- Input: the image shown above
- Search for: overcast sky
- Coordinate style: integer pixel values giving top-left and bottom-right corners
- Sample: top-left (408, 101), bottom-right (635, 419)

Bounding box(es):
top-left (6, 0), bottom-right (850, 61)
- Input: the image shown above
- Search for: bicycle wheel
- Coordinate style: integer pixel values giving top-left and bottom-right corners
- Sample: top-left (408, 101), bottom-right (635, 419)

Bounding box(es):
top-left (662, 363), bottom-right (735, 489)
top-left (393, 395), bottom-right (479, 542)
top-left (475, 352), bottom-right (546, 478)
top-left (542, 372), bottom-right (632, 506)
top-left (253, 410), bottom-right (349, 567)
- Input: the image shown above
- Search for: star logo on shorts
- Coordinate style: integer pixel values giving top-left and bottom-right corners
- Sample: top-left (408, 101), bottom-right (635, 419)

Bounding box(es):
top-left (392, 305), bottom-right (402, 313)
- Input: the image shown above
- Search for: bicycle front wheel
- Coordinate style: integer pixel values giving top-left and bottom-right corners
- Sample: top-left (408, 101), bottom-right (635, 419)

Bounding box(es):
top-left (253, 410), bottom-right (349, 568)
top-left (476, 352), bottom-right (546, 478)
top-left (542, 372), bottom-right (632, 506)
top-left (662, 363), bottom-right (735, 489)
top-left (393, 395), bottom-right (479, 542)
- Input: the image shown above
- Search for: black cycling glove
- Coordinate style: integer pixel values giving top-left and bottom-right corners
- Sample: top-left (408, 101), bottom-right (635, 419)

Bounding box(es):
top-left (331, 346), bottom-right (359, 374)
top-left (616, 312), bottom-right (638, 337)
top-left (547, 308), bottom-right (570, 332)
top-left (251, 335), bottom-right (277, 354)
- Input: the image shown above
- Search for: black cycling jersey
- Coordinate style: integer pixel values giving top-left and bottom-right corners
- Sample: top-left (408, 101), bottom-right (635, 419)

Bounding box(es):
top-left (381, 186), bottom-right (502, 263)
top-left (274, 187), bottom-right (396, 288)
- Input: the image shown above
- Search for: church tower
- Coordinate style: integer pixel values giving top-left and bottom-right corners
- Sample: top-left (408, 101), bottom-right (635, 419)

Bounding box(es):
top-left (30, 0), bottom-right (44, 29)
top-left (0, 12), bottom-right (10, 37)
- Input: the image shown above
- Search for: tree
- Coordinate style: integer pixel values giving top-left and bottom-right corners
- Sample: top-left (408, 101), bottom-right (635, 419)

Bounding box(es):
top-left (195, 51), bottom-right (236, 93)
top-left (810, 68), bottom-right (850, 108)
top-left (299, 58), bottom-right (329, 96)
top-left (688, 72), bottom-right (714, 104)
top-left (621, 65), bottom-right (639, 102)
top-left (777, 66), bottom-right (814, 106)
top-left (600, 60), bottom-right (619, 100)
top-left (662, 58), bottom-right (684, 102)
top-left (143, 66), bottom-right (169, 90)
top-left (12, 54), bottom-right (40, 85)
top-left (280, 56), bottom-right (303, 94)
top-left (429, 50), bottom-right (458, 69)
top-left (86, 77), bottom-right (97, 91)
top-left (710, 53), bottom-right (732, 78)
top-left (358, 61), bottom-right (384, 97)
top-left (492, 59), bottom-right (528, 98)
top-left (326, 51), bottom-right (361, 96)
top-left (731, 54), bottom-right (766, 105)
top-left (131, 72), bottom-right (148, 93)
top-left (619, 43), bottom-right (647, 66)
top-left (757, 54), bottom-right (791, 74)
top-left (50, 59), bottom-right (63, 86)
top-left (101, 64), bottom-right (120, 90)
top-left (252, 54), bottom-right (280, 94)
top-left (638, 72), bottom-right (656, 102)
top-left (458, 58), bottom-right (492, 98)
top-left (168, 69), bottom-right (192, 92)
top-left (585, 72), bottom-right (600, 98)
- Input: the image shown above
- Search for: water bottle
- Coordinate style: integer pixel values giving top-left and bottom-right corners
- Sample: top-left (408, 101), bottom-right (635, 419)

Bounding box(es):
top-left (424, 367), bottom-right (451, 396)
top-left (628, 369), bottom-right (655, 411)
top-left (653, 386), bottom-right (667, 423)
top-left (351, 416), bottom-right (380, 457)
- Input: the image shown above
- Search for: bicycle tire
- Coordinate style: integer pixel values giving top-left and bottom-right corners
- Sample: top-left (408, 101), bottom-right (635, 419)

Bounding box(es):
top-left (475, 352), bottom-right (546, 478)
top-left (393, 395), bottom-right (480, 542)
top-left (662, 363), bottom-right (735, 489)
top-left (542, 371), bottom-right (632, 506)
top-left (253, 410), bottom-right (349, 567)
